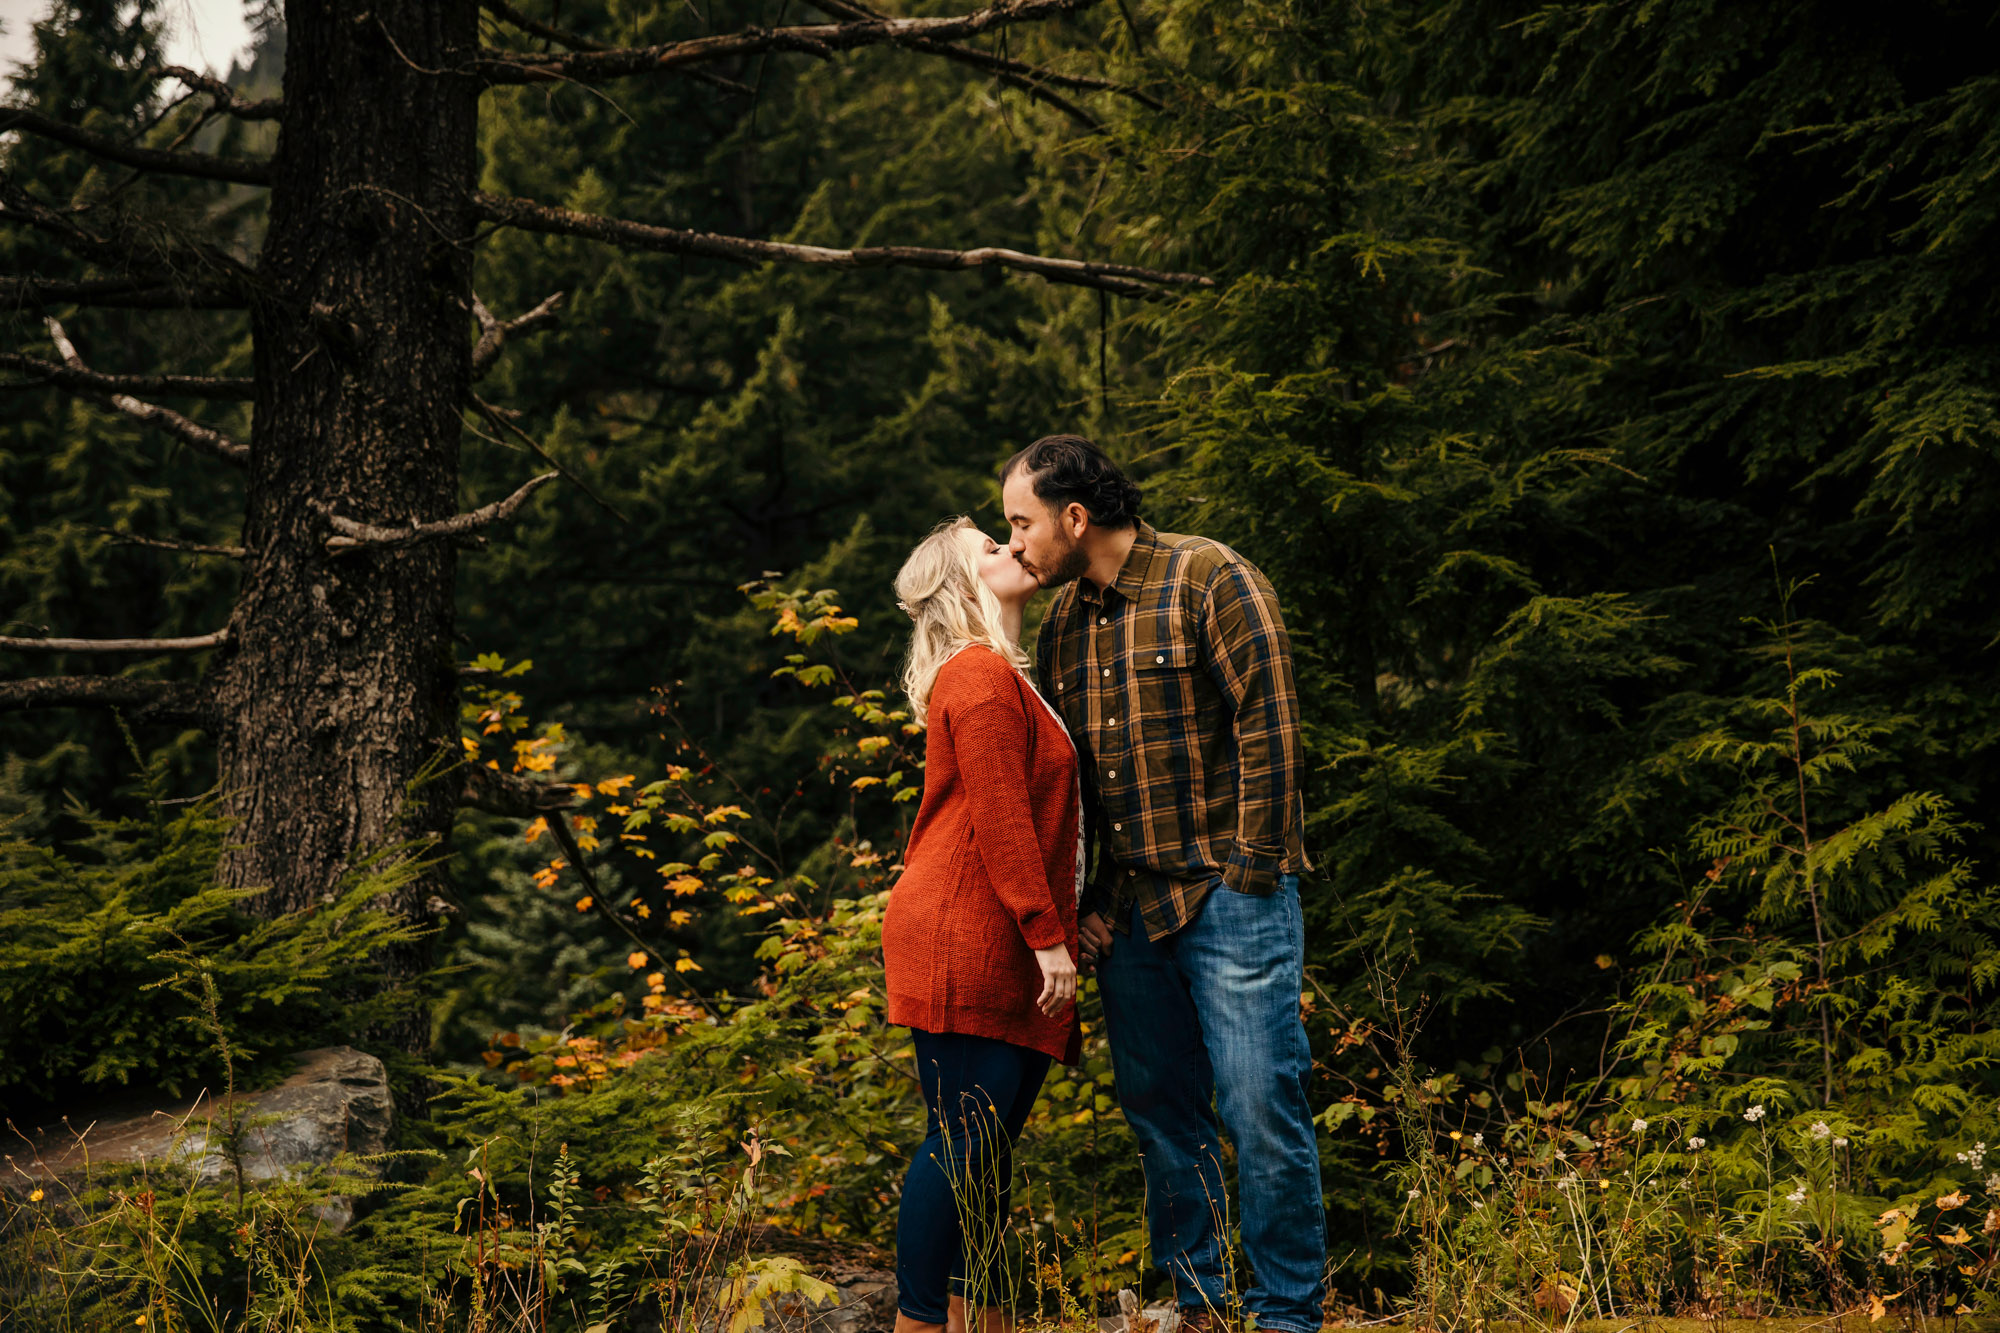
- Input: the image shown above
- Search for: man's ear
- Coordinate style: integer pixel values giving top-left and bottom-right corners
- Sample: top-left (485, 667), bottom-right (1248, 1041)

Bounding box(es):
top-left (1063, 501), bottom-right (1091, 540)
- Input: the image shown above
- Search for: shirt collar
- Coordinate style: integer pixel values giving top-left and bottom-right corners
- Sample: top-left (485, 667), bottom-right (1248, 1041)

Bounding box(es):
top-left (1078, 522), bottom-right (1161, 607)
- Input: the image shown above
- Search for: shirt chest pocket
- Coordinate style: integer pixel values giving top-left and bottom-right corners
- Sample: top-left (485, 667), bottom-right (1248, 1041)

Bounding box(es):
top-left (1131, 631), bottom-right (1208, 733)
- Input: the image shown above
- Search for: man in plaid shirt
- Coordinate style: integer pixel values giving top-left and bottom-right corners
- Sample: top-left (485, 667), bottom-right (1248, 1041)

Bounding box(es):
top-left (1002, 436), bottom-right (1324, 1333)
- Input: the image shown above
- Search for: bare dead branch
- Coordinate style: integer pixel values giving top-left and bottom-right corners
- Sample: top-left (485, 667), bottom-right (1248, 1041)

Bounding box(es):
top-left (460, 761), bottom-right (577, 815)
top-left (806, 0), bottom-right (1160, 119)
top-left (0, 179), bottom-right (256, 299)
top-left (479, 0), bottom-right (609, 50)
top-left (470, 290), bottom-right (566, 379)
top-left (469, 0), bottom-right (1092, 84)
top-left (0, 351), bottom-right (254, 400)
top-left (0, 675), bottom-right (210, 725)
top-left (478, 1), bottom-right (759, 95)
top-left (323, 471), bottom-right (559, 552)
top-left (99, 530), bottom-right (247, 559)
top-left (0, 276), bottom-right (245, 310)
top-left (472, 191), bottom-right (1212, 299)
top-left (158, 66), bottom-right (284, 121)
top-left (45, 320), bottom-right (250, 465)
top-left (0, 629), bottom-right (229, 653)
top-left (468, 393), bottom-right (631, 524)
top-left (0, 109), bottom-right (272, 186)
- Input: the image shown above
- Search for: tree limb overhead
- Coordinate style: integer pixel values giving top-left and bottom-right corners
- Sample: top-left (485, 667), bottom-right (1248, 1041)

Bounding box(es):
top-left (323, 471), bottom-right (559, 552)
top-left (805, 0), bottom-right (1161, 116)
top-left (0, 629), bottom-right (230, 653)
top-left (46, 320), bottom-right (250, 465)
top-left (470, 0), bottom-right (1093, 84)
top-left (471, 291), bottom-right (566, 379)
top-left (0, 108), bottom-right (273, 186)
top-left (472, 191), bottom-right (1212, 299)
top-left (0, 180), bottom-right (256, 299)
top-left (0, 675), bottom-right (211, 725)
top-left (100, 530), bottom-right (248, 559)
top-left (0, 352), bottom-right (255, 400)
top-left (158, 66), bottom-right (284, 120)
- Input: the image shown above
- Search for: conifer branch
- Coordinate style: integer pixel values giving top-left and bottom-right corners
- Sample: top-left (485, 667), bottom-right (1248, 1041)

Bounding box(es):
top-left (158, 66), bottom-right (284, 121)
top-left (45, 320), bottom-right (249, 465)
top-left (472, 192), bottom-right (1211, 299)
top-left (0, 109), bottom-right (272, 185)
top-left (322, 472), bottom-right (559, 552)
top-left (0, 675), bottom-right (211, 724)
top-left (0, 182), bottom-right (255, 300)
top-left (0, 352), bottom-right (255, 400)
top-left (469, 0), bottom-right (1092, 84)
top-left (471, 291), bottom-right (567, 379)
top-left (0, 630), bottom-right (230, 653)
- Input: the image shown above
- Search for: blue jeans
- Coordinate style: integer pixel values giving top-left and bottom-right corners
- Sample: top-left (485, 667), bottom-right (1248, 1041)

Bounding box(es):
top-left (897, 1029), bottom-right (1051, 1321)
top-left (1097, 873), bottom-right (1325, 1332)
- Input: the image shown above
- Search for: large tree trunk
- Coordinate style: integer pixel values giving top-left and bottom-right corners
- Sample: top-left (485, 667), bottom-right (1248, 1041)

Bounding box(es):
top-left (214, 2), bottom-right (479, 974)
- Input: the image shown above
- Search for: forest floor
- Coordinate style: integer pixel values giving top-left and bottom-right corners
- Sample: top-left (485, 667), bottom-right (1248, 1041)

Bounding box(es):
top-left (1332, 1322), bottom-right (1999, 1333)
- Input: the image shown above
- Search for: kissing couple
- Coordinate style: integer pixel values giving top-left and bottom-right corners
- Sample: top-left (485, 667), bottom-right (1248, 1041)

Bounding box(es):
top-left (879, 436), bottom-right (1326, 1333)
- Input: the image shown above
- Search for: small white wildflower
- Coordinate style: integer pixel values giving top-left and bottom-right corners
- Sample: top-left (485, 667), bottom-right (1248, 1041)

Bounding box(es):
top-left (1472, 1132), bottom-right (1484, 1148)
top-left (1471, 1199), bottom-right (1485, 1210)
top-left (1743, 1104), bottom-right (1766, 1123)
top-left (1632, 1118), bottom-right (1649, 1133)
top-left (1687, 1137), bottom-right (1707, 1150)
top-left (1810, 1121), bottom-right (1831, 1139)
top-left (1786, 1186), bottom-right (1807, 1205)
top-left (1832, 1137), bottom-right (1848, 1149)
top-left (1408, 1188), bottom-right (1421, 1200)
top-left (1987, 1173), bottom-right (2000, 1194)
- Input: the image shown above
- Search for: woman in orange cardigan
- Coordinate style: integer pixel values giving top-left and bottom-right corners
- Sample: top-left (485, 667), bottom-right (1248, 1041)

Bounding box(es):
top-left (883, 517), bottom-right (1082, 1333)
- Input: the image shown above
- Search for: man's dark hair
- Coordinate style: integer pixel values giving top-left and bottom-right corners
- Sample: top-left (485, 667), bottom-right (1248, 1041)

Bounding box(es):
top-left (1000, 434), bottom-right (1143, 530)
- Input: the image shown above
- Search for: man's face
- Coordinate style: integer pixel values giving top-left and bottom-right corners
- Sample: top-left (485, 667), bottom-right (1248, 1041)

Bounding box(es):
top-left (1003, 468), bottom-right (1089, 588)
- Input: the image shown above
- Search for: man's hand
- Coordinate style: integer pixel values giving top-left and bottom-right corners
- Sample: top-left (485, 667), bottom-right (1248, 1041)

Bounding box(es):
top-left (1033, 943), bottom-right (1078, 1016)
top-left (1077, 911), bottom-right (1114, 965)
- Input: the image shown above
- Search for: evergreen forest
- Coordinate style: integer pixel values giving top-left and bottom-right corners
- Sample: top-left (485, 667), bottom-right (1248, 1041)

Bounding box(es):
top-left (4, 1), bottom-right (2000, 1329)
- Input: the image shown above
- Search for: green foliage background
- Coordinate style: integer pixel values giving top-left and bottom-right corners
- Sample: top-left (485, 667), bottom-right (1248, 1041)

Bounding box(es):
top-left (6, 0), bottom-right (2000, 1322)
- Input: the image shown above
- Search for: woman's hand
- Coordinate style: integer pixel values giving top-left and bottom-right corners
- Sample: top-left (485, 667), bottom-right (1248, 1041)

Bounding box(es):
top-left (1033, 943), bottom-right (1077, 1017)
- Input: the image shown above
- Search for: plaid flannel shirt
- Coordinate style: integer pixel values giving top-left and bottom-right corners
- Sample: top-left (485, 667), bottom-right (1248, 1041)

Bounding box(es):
top-left (1034, 522), bottom-right (1308, 941)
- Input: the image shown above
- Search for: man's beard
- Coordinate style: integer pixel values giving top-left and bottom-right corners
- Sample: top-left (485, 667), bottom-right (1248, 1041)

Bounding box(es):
top-left (1032, 534), bottom-right (1090, 588)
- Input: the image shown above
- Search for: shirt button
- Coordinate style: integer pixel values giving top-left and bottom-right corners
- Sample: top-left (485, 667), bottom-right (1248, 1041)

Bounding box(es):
top-left (1156, 654), bottom-right (1166, 664)
top-left (1101, 668), bottom-right (1110, 677)
top-left (1113, 822), bottom-right (1123, 831)
top-left (1098, 617), bottom-right (1107, 626)
top-left (1127, 868), bottom-right (1136, 877)
top-left (1107, 770), bottom-right (1117, 779)
top-left (1107, 718), bottom-right (1117, 727)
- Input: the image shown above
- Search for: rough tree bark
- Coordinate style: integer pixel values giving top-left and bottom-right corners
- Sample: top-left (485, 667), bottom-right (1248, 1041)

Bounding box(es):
top-left (211, 1), bottom-right (480, 928)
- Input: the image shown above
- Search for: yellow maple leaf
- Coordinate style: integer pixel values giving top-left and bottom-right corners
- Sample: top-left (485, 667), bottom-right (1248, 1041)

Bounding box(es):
top-left (524, 816), bottom-right (548, 844)
top-left (627, 951), bottom-right (649, 969)
top-left (675, 957), bottom-right (702, 973)
top-left (597, 774), bottom-right (636, 796)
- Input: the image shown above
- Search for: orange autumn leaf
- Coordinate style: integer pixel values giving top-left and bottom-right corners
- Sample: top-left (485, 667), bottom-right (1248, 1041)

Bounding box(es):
top-left (524, 816), bottom-right (549, 844)
top-left (627, 951), bottom-right (649, 969)
top-left (575, 895), bottom-right (594, 912)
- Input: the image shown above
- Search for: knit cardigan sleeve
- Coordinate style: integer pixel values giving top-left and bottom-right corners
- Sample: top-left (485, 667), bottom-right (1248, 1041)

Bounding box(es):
top-left (941, 651), bottom-right (1067, 952)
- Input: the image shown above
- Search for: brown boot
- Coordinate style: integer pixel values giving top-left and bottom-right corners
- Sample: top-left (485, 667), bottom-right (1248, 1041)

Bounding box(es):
top-left (1178, 1305), bottom-right (1233, 1333)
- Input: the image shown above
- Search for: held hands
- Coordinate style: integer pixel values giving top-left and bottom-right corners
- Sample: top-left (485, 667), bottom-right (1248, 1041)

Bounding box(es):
top-left (1032, 943), bottom-right (1077, 1017)
top-left (1077, 912), bottom-right (1114, 965)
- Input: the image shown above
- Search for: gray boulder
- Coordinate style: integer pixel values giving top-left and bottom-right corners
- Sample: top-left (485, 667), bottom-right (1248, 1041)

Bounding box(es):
top-left (5, 1046), bottom-right (393, 1231)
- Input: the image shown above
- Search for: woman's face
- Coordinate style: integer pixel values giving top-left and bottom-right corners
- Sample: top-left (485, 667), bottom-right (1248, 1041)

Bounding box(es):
top-left (975, 530), bottom-right (1040, 605)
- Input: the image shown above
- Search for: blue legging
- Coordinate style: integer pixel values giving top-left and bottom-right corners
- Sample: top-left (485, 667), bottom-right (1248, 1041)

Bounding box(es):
top-left (896, 1029), bottom-right (1051, 1322)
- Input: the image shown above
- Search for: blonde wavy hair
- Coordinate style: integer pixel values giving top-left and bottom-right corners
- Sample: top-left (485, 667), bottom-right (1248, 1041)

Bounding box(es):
top-left (895, 516), bottom-right (1030, 727)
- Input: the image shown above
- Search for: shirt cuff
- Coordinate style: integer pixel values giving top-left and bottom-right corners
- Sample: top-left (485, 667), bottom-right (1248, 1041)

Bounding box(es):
top-left (1220, 844), bottom-right (1283, 896)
